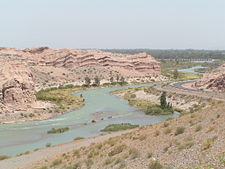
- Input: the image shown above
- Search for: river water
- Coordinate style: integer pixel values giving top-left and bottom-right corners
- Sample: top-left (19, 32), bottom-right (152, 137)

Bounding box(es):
top-left (0, 83), bottom-right (179, 156)
top-left (178, 65), bottom-right (205, 74)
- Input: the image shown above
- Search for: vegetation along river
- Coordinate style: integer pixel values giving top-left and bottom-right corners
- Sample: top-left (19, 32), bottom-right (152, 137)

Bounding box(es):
top-left (0, 83), bottom-right (179, 156)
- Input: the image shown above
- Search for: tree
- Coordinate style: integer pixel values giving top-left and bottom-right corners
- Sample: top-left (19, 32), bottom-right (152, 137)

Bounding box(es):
top-left (94, 76), bottom-right (100, 86)
top-left (160, 92), bottom-right (167, 109)
top-left (116, 74), bottom-right (120, 82)
top-left (110, 77), bottom-right (114, 83)
top-left (84, 76), bottom-right (91, 86)
top-left (173, 69), bottom-right (179, 79)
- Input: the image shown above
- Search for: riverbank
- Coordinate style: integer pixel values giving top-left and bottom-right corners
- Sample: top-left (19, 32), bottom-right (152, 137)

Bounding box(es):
top-left (112, 85), bottom-right (212, 115)
top-left (2, 101), bottom-right (224, 169)
top-left (0, 129), bottom-right (134, 169)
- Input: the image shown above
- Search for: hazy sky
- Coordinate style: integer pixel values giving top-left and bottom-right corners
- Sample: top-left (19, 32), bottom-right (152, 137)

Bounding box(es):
top-left (0, 0), bottom-right (225, 49)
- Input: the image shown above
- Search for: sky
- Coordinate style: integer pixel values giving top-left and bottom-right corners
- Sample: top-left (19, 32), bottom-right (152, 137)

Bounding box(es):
top-left (0, 0), bottom-right (225, 50)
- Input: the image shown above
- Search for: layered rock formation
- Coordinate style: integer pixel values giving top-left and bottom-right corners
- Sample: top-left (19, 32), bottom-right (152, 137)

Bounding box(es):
top-left (0, 47), bottom-right (161, 89)
top-left (193, 64), bottom-right (225, 91)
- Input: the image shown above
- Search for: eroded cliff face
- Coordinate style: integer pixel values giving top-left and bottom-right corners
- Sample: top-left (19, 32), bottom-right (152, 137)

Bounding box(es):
top-left (0, 61), bottom-right (36, 106)
top-left (193, 64), bottom-right (225, 91)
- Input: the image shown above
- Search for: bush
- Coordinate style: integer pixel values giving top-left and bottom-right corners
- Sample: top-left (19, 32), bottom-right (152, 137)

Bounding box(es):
top-left (73, 150), bottom-right (80, 158)
top-left (164, 128), bottom-right (172, 134)
top-left (202, 137), bottom-right (217, 150)
top-left (147, 152), bottom-right (153, 158)
top-left (195, 125), bottom-right (202, 132)
top-left (145, 105), bottom-right (173, 115)
top-left (130, 94), bottom-right (136, 98)
top-left (47, 127), bottom-right (69, 134)
top-left (103, 158), bottom-right (115, 166)
top-left (175, 127), bottom-right (185, 135)
top-left (46, 143), bottom-right (51, 147)
top-left (51, 159), bottom-right (62, 166)
top-left (66, 163), bottom-right (81, 169)
top-left (74, 137), bottom-right (84, 141)
top-left (154, 130), bottom-right (160, 136)
top-left (146, 106), bottom-right (163, 115)
top-left (149, 161), bottom-right (163, 169)
top-left (0, 155), bottom-right (10, 160)
top-left (101, 123), bottom-right (139, 132)
top-left (129, 148), bottom-right (140, 159)
top-left (85, 159), bottom-right (93, 168)
top-left (108, 144), bottom-right (127, 156)
top-left (178, 141), bottom-right (194, 150)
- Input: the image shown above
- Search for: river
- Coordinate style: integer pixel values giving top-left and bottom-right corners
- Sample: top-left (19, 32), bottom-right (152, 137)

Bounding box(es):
top-left (0, 83), bottom-right (179, 156)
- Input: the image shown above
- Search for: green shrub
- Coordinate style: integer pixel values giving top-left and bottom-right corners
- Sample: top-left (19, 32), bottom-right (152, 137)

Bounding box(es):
top-left (130, 94), bottom-right (136, 98)
top-left (85, 159), bottom-right (93, 168)
top-left (103, 158), bottom-right (115, 166)
top-left (202, 137), bottom-right (217, 150)
top-left (0, 155), bottom-right (10, 160)
top-left (47, 127), bottom-right (69, 134)
top-left (73, 150), bottom-right (80, 158)
top-left (46, 143), bottom-right (51, 147)
top-left (74, 137), bottom-right (84, 141)
top-left (65, 163), bottom-right (81, 169)
top-left (175, 127), bottom-right (185, 135)
top-left (145, 105), bottom-right (173, 115)
top-left (108, 144), bottom-right (127, 156)
top-left (51, 159), bottom-right (62, 166)
top-left (195, 125), bottom-right (202, 132)
top-left (178, 141), bottom-right (194, 150)
top-left (147, 152), bottom-right (153, 158)
top-left (129, 148), bottom-right (140, 159)
top-left (149, 161), bottom-right (163, 169)
top-left (164, 128), bottom-right (172, 134)
top-left (101, 123), bottom-right (139, 132)
top-left (38, 166), bottom-right (48, 169)
top-left (154, 130), bottom-right (160, 136)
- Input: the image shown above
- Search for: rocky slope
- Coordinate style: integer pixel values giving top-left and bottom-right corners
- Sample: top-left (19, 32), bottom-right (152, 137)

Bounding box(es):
top-left (193, 64), bottom-right (225, 91)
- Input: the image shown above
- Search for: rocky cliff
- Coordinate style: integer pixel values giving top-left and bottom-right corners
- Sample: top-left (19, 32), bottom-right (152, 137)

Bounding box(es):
top-left (0, 61), bottom-right (36, 104)
top-left (193, 64), bottom-right (225, 91)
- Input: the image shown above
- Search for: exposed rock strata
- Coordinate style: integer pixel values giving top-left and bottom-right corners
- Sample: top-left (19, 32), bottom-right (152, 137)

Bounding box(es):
top-left (193, 64), bottom-right (225, 91)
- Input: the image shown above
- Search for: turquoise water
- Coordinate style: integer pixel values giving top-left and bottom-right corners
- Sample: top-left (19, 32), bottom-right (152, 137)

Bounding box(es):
top-left (178, 65), bottom-right (205, 74)
top-left (0, 84), bottom-right (179, 156)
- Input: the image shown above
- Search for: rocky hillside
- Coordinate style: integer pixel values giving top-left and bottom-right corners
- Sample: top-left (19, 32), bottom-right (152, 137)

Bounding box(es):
top-left (193, 64), bottom-right (225, 91)
top-left (0, 47), bottom-right (161, 90)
